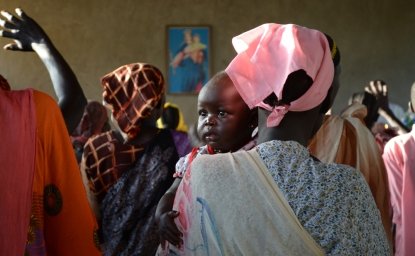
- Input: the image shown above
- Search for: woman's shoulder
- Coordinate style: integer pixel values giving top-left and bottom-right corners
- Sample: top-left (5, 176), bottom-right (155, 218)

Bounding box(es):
top-left (32, 90), bottom-right (60, 114)
top-left (320, 162), bottom-right (368, 188)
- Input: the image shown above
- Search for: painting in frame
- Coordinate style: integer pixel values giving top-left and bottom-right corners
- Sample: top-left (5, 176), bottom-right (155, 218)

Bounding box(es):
top-left (166, 25), bottom-right (211, 94)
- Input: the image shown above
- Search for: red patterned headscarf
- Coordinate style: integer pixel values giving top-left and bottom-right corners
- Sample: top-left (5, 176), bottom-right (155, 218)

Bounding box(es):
top-left (82, 63), bottom-right (166, 201)
top-left (0, 74), bottom-right (11, 91)
top-left (101, 63), bottom-right (165, 141)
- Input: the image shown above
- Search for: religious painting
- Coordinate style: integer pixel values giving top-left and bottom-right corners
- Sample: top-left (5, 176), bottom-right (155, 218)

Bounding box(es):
top-left (166, 26), bottom-right (211, 94)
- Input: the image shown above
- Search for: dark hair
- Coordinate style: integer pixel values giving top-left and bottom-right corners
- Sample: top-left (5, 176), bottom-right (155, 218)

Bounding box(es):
top-left (324, 33), bottom-right (340, 68)
top-left (263, 69), bottom-right (313, 107)
top-left (319, 33), bottom-right (341, 113)
top-left (160, 105), bottom-right (180, 129)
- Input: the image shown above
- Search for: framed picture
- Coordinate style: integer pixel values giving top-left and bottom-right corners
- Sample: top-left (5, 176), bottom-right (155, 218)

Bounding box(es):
top-left (166, 25), bottom-right (211, 94)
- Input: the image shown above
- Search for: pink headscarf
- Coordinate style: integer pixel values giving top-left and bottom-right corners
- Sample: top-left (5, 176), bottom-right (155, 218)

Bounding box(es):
top-left (225, 23), bottom-right (334, 127)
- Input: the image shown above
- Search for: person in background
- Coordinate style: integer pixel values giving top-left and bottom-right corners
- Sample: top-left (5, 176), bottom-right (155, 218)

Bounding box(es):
top-left (348, 91), bottom-right (381, 129)
top-left (402, 88), bottom-right (415, 127)
top-left (309, 66), bottom-right (393, 244)
top-left (309, 101), bottom-right (393, 244)
top-left (364, 80), bottom-right (410, 154)
top-left (348, 91), bottom-right (397, 153)
top-left (82, 63), bottom-right (188, 255)
top-left (382, 83), bottom-right (415, 256)
top-left (157, 102), bottom-right (189, 132)
top-left (160, 23), bottom-right (390, 255)
top-left (366, 80), bottom-right (409, 133)
top-left (71, 100), bottom-right (111, 163)
top-left (156, 102), bottom-right (192, 157)
top-left (0, 8), bottom-right (100, 255)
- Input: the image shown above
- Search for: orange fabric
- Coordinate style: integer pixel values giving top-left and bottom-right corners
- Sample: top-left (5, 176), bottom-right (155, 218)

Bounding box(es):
top-left (308, 103), bottom-right (393, 245)
top-left (0, 89), bottom-right (36, 256)
top-left (26, 90), bottom-right (100, 255)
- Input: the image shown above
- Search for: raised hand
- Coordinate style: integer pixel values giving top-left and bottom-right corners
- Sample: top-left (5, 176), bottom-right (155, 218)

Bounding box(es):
top-left (0, 8), bottom-right (86, 134)
top-left (0, 8), bottom-right (51, 52)
top-left (365, 80), bottom-right (389, 111)
top-left (365, 80), bottom-right (410, 134)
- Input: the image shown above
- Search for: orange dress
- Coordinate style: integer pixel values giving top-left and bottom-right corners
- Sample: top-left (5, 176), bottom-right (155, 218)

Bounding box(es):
top-left (26, 90), bottom-right (100, 255)
top-left (308, 103), bottom-right (393, 245)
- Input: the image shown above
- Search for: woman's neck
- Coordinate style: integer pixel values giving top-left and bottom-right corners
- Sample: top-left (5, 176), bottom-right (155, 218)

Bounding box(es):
top-left (257, 108), bottom-right (321, 147)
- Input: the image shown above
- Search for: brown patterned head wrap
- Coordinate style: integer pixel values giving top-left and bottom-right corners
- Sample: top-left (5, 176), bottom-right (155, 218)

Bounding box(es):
top-left (101, 63), bottom-right (165, 140)
top-left (0, 74), bottom-right (11, 91)
top-left (82, 131), bottom-right (143, 202)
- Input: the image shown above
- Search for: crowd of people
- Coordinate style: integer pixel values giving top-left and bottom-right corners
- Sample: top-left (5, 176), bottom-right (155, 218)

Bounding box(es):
top-left (1, 7), bottom-right (414, 256)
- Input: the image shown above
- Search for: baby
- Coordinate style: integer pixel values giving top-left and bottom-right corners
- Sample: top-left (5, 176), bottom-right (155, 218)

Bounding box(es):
top-left (155, 71), bottom-right (257, 249)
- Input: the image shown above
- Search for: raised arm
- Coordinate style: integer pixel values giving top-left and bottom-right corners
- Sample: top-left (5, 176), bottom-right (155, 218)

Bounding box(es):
top-left (366, 80), bottom-right (410, 135)
top-left (0, 8), bottom-right (86, 133)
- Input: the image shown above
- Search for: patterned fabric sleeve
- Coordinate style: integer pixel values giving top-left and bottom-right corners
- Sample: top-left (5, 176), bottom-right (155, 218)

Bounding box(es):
top-left (174, 146), bottom-right (208, 178)
top-left (82, 131), bottom-right (143, 203)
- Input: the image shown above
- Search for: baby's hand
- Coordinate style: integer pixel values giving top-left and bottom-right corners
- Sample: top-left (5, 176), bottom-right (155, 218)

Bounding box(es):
top-left (158, 210), bottom-right (183, 249)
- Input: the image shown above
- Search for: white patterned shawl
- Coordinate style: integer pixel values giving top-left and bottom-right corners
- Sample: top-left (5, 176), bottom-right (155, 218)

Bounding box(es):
top-left (157, 149), bottom-right (324, 256)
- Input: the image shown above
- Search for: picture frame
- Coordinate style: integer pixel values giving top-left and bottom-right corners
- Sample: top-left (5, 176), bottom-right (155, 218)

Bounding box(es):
top-left (166, 25), bottom-right (211, 94)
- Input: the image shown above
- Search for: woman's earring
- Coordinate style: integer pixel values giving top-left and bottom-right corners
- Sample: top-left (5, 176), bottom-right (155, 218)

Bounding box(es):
top-left (251, 126), bottom-right (258, 138)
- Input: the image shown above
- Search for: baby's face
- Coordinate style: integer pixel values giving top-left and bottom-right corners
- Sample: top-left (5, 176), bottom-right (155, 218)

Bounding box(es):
top-left (197, 79), bottom-right (254, 153)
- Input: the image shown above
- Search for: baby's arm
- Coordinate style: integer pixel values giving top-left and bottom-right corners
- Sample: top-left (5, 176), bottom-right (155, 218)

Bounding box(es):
top-left (155, 147), bottom-right (204, 248)
top-left (155, 178), bottom-right (183, 248)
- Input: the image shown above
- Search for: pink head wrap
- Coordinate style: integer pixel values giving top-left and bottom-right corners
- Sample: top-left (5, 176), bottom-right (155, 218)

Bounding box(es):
top-left (225, 23), bottom-right (334, 127)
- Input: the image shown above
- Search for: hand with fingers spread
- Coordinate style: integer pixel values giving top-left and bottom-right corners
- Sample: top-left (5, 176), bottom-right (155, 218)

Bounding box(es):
top-left (0, 8), bottom-right (52, 52)
top-left (365, 80), bottom-right (390, 111)
top-left (0, 8), bottom-right (86, 134)
top-left (365, 79), bottom-right (410, 134)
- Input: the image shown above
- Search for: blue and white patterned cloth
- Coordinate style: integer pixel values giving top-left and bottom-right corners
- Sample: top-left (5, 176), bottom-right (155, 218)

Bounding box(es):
top-left (256, 140), bottom-right (391, 255)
